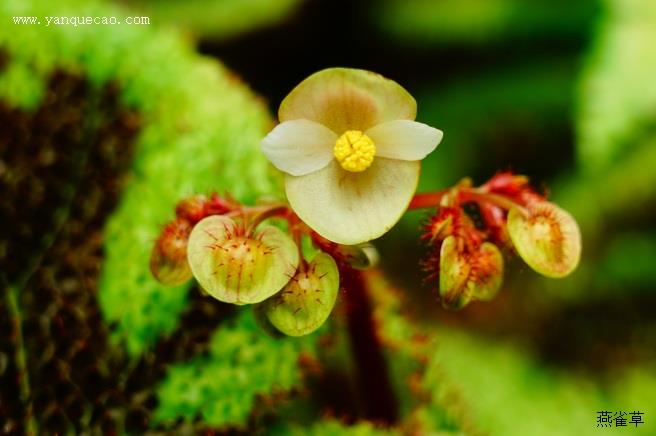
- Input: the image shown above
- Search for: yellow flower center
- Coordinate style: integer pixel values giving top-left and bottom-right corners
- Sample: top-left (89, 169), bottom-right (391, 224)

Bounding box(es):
top-left (333, 130), bottom-right (376, 172)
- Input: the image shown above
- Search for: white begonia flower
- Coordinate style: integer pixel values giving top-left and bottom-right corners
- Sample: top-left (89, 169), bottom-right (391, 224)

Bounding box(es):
top-left (262, 68), bottom-right (443, 245)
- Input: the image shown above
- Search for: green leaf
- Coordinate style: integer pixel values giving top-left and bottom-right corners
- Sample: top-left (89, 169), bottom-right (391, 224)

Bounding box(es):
top-left (271, 419), bottom-right (399, 436)
top-left (154, 309), bottom-right (318, 428)
top-left (423, 327), bottom-right (656, 435)
top-left (1, 0), bottom-right (282, 357)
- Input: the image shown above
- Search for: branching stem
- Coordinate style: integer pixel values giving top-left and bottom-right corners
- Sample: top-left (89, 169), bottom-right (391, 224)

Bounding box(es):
top-left (409, 188), bottom-right (528, 214)
top-left (408, 190), bottom-right (449, 209)
top-left (465, 190), bottom-right (527, 213)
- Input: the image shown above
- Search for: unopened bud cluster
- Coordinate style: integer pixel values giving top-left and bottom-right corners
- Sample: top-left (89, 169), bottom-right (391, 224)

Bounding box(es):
top-left (150, 173), bottom-right (581, 332)
top-left (421, 172), bottom-right (581, 310)
top-left (150, 193), bottom-right (376, 336)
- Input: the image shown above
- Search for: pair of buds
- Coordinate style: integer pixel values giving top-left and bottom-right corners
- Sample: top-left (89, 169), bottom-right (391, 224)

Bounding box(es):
top-left (424, 174), bottom-right (581, 310)
top-left (150, 195), bottom-right (376, 336)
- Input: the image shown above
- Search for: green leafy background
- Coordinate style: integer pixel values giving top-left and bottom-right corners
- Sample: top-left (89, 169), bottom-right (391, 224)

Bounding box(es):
top-left (1, 0), bottom-right (655, 433)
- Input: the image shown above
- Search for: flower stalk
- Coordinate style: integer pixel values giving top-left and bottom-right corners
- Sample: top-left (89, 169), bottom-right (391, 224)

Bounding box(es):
top-left (340, 266), bottom-right (398, 424)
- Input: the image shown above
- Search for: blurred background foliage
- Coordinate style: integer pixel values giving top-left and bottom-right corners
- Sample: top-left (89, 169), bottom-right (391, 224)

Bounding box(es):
top-left (124, 0), bottom-right (304, 40)
top-left (1, 0), bottom-right (655, 434)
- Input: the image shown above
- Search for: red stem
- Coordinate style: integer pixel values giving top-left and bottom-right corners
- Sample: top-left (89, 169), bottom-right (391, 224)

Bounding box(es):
top-left (340, 266), bottom-right (398, 424)
top-left (462, 190), bottom-right (527, 213)
top-left (409, 189), bottom-right (527, 214)
top-left (408, 190), bottom-right (448, 210)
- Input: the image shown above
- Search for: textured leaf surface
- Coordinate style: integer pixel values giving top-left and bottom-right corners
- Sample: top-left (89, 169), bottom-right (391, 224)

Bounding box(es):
top-left (154, 309), bottom-right (318, 428)
top-left (0, 0), bottom-right (281, 354)
top-left (271, 419), bottom-right (399, 436)
top-left (423, 328), bottom-right (656, 435)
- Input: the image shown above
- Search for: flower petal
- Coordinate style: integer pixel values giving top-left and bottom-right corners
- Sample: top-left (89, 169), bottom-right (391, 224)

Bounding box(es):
top-left (261, 119), bottom-right (337, 176)
top-left (366, 120), bottom-right (443, 160)
top-left (285, 158), bottom-right (420, 245)
top-left (279, 68), bottom-right (416, 134)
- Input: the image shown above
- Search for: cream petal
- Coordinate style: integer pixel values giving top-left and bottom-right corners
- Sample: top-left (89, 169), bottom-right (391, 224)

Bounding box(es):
top-left (279, 68), bottom-right (416, 134)
top-left (285, 158), bottom-right (420, 245)
top-left (261, 119), bottom-right (337, 176)
top-left (366, 120), bottom-right (443, 161)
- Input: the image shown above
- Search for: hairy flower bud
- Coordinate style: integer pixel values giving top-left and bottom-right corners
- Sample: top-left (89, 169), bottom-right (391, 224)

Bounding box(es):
top-left (150, 219), bottom-right (193, 286)
top-left (423, 207), bottom-right (458, 242)
top-left (507, 202), bottom-right (581, 278)
top-left (187, 215), bottom-right (299, 304)
top-left (175, 195), bottom-right (208, 224)
top-left (439, 236), bottom-right (504, 310)
top-left (259, 253), bottom-right (339, 336)
top-left (485, 171), bottom-right (530, 196)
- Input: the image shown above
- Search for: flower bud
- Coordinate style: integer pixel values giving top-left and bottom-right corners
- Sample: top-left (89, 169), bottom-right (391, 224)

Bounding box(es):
top-left (150, 219), bottom-right (193, 286)
top-left (423, 207), bottom-right (458, 242)
top-left (175, 195), bottom-right (208, 224)
top-left (507, 202), bottom-right (581, 278)
top-left (479, 201), bottom-right (509, 247)
top-left (259, 253), bottom-right (339, 336)
top-left (485, 171), bottom-right (530, 196)
top-left (186, 215), bottom-right (299, 305)
top-left (439, 236), bottom-right (504, 310)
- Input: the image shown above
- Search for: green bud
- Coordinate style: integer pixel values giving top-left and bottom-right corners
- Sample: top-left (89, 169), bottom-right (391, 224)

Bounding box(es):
top-left (260, 252), bottom-right (339, 336)
top-left (471, 242), bottom-right (504, 302)
top-left (187, 215), bottom-right (299, 305)
top-left (507, 202), bottom-right (581, 278)
top-left (439, 236), bottom-right (504, 310)
top-left (439, 236), bottom-right (471, 309)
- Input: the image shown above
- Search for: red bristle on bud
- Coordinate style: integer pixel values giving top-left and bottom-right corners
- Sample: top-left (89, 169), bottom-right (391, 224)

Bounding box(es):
top-left (439, 236), bottom-right (504, 310)
top-left (421, 206), bottom-right (485, 286)
top-left (422, 206), bottom-right (460, 242)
